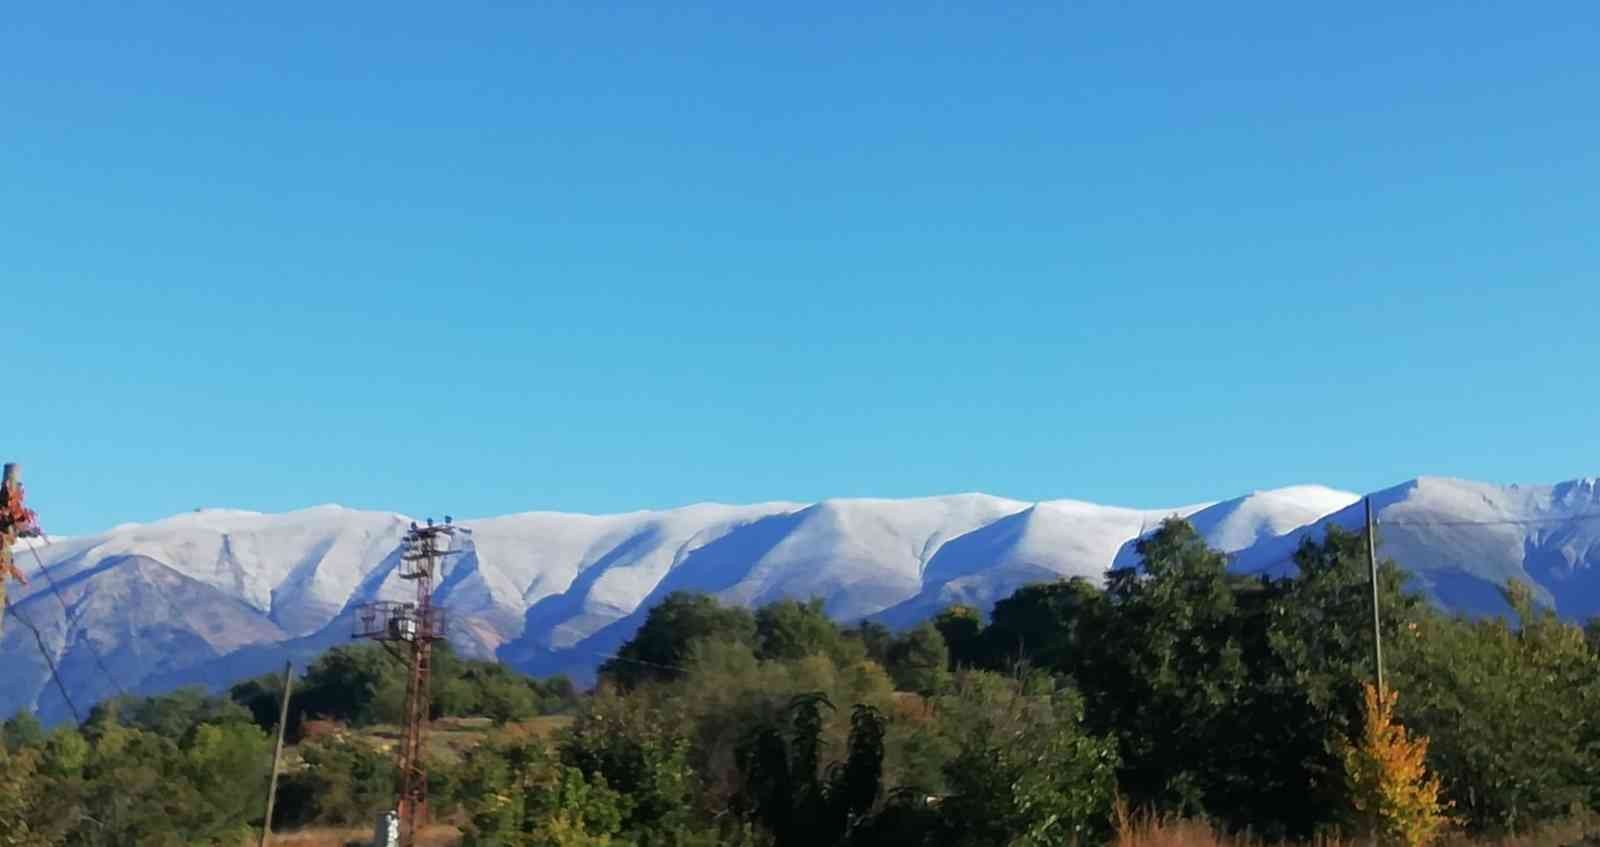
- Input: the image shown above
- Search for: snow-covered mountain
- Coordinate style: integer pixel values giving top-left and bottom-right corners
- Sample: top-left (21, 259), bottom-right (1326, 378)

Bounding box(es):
top-left (1231, 477), bottom-right (1600, 618)
top-left (5, 477), bottom-right (1597, 724)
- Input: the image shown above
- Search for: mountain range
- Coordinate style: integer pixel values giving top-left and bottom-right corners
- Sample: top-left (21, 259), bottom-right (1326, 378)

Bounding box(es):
top-left (6, 476), bottom-right (1599, 724)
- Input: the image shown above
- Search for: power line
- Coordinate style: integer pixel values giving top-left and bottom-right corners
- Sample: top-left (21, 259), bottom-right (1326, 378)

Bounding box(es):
top-left (1379, 512), bottom-right (1600, 528)
top-left (22, 533), bottom-right (130, 699)
top-left (578, 648), bottom-right (691, 676)
top-left (2, 592), bottom-right (84, 725)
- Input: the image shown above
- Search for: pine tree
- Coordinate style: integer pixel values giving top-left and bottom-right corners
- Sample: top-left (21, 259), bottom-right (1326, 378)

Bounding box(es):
top-left (1339, 683), bottom-right (1451, 846)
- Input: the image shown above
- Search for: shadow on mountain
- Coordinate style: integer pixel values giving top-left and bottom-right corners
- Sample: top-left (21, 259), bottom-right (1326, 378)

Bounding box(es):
top-left (1416, 570), bottom-right (1516, 619)
top-left (4, 554), bottom-right (288, 725)
top-left (502, 509), bottom-right (808, 680)
top-left (510, 526), bottom-right (666, 654)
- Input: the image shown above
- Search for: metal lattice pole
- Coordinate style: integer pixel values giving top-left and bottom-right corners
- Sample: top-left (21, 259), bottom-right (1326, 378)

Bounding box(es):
top-left (354, 518), bottom-right (460, 847)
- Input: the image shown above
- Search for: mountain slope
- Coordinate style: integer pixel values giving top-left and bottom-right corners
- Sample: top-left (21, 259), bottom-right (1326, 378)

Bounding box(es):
top-left (1232, 476), bottom-right (1600, 618)
top-left (9, 477), bottom-right (1600, 723)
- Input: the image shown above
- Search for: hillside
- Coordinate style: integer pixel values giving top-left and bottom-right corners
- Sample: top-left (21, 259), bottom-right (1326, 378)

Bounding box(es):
top-left (7, 477), bottom-right (1600, 723)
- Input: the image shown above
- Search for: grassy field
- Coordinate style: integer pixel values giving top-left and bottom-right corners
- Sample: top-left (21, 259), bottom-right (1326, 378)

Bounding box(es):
top-left (258, 715), bottom-right (576, 847)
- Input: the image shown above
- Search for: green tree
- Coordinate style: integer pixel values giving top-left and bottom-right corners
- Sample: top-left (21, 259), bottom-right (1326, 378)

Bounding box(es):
top-left (930, 605), bottom-right (983, 669)
top-left (71, 723), bottom-right (244, 847)
top-left (296, 643), bottom-right (398, 727)
top-left (843, 621), bottom-right (893, 666)
top-left (738, 693), bottom-right (888, 847)
top-left (89, 687), bottom-right (255, 741)
top-left (0, 745), bottom-right (56, 847)
top-left (227, 673), bottom-right (287, 733)
top-left (2, 711), bottom-right (45, 752)
top-left (755, 598), bottom-right (856, 664)
top-left (560, 687), bottom-right (699, 839)
top-left (460, 733), bottom-right (627, 847)
top-left (601, 592), bottom-right (757, 689)
top-left (1242, 523), bottom-right (1426, 836)
top-left (980, 578), bottom-right (1102, 671)
top-left (1085, 518), bottom-right (1250, 817)
top-left (274, 734), bottom-right (396, 827)
top-left (182, 722), bottom-right (271, 839)
top-left (1392, 581), bottom-right (1600, 833)
top-left (884, 623), bottom-right (950, 695)
top-left (931, 671), bottom-right (1118, 847)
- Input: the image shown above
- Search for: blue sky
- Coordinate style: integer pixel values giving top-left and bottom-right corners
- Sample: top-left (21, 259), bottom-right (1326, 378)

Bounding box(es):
top-left (6, 2), bottom-right (1598, 534)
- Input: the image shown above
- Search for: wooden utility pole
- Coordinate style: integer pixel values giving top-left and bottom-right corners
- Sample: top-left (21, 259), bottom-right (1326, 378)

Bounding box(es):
top-left (258, 661), bottom-right (294, 847)
top-left (1365, 496), bottom-right (1385, 696)
top-left (1, 463), bottom-right (39, 631)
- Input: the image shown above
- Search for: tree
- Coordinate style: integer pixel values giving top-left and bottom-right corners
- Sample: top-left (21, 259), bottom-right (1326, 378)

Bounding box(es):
top-left (296, 643), bottom-right (398, 727)
top-left (1235, 523), bottom-right (1425, 837)
top-left (930, 605), bottom-right (983, 669)
top-left (1086, 518), bottom-right (1250, 817)
top-left (88, 687), bottom-right (255, 741)
top-left (884, 623), bottom-right (950, 695)
top-left (1339, 683), bottom-right (1450, 846)
top-left (980, 578), bottom-right (1102, 671)
top-left (459, 734), bottom-right (627, 847)
top-left (932, 671), bottom-right (1118, 847)
top-left (274, 734), bottom-right (396, 828)
top-left (1391, 581), bottom-right (1600, 833)
top-left (738, 693), bottom-right (887, 847)
top-left (228, 673), bottom-right (287, 734)
top-left (0, 745), bottom-right (55, 847)
top-left (2, 711), bottom-right (45, 752)
top-left (559, 687), bottom-right (699, 839)
top-left (601, 592), bottom-right (757, 689)
top-left (182, 722), bottom-right (271, 838)
top-left (843, 621), bottom-right (893, 666)
top-left (755, 599), bottom-right (856, 664)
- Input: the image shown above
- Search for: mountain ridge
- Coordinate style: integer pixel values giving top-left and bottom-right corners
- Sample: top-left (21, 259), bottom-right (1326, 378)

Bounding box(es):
top-left (7, 477), bottom-right (1599, 724)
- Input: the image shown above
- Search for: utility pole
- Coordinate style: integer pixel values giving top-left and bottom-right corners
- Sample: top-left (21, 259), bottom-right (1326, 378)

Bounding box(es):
top-left (1365, 496), bottom-right (1385, 697)
top-left (354, 517), bottom-right (463, 847)
top-left (258, 661), bottom-right (294, 847)
top-left (0, 463), bottom-right (40, 631)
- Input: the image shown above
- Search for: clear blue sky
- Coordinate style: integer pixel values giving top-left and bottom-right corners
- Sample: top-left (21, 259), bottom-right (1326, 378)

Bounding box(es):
top-left (6, 2), bottom-right (1598, 535)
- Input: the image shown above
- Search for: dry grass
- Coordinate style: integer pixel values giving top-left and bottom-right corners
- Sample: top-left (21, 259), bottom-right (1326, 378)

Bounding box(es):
top-left (1437, 816), bottom-right (1598, 847)
top-left (1110, 799), bottom-right (1597, 847)
top-left (257, 824), bottom-right (459, 847)
top-left (1111, 801), bottom-right (1349, 847)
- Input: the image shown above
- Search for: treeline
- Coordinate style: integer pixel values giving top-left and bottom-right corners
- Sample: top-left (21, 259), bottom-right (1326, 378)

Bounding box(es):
top-left (0, 642), bottom-right (577, 846)
top-left (3, 518), bottom-right (1599, 845)
top-left (453, 520), bottom-right (1600, 845)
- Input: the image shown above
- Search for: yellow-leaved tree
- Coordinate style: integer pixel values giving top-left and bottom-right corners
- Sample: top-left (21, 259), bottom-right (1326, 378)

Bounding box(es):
top-left (1339, 682), bottom-right (1451, 846)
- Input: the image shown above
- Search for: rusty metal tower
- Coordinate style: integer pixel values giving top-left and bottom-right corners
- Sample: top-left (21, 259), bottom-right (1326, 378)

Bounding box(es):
top-left (353, 517), bottom-right (463, 847)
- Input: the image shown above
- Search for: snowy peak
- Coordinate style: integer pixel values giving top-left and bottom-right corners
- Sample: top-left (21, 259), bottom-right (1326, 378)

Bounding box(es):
top-left (1232, 476), bottom-right (1600, 619)
top-left (1111, 484), bottom-right (1360, 568)
top-left (9, 477), bottom-right (1600, 724)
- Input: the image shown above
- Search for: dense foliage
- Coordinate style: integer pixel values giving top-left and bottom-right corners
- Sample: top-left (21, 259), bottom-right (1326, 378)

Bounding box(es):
top-left (3, 517), bottom-right (1598, 845)
top-left (226, 642), bottom-right (579, 739)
